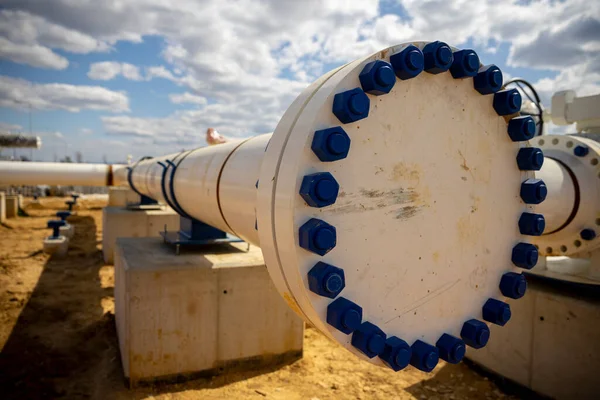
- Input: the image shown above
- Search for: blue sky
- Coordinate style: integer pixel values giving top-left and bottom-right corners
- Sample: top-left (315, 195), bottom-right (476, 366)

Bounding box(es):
top-left (0, 0), bottom-right (598, 162)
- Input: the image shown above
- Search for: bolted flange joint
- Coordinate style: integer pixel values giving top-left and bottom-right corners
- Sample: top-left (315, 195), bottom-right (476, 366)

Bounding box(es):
top-left (461, 319), bottom-right (490, 349)
top-left (449, 49), bottom-right (480, 79)
top-left (422, 41), bottom-right (453, 74)
top-left (351, 322), bottom-right (387, 358)
top-left (327, 297), bottom-right (363, 334)
top-left (493, 89), bottom-right (522, 115)
top-left (332, 88), bottom-right (370, 123)
top-left (516, 147), bottom-right (544, 171)
top-left (359, 60), bottom-right (396, 95)
top-left (436, 333), bottom-right (466, 364)
top-left (379, 336), bottom-right (412, 371)
top-left (311, 127), bottom-right (351, 162)
top-left (307, 261), bottom-right (346, 299)
top-left (473, 64), bottom-right (503, 95)
top-left (410, 340), bottom-right (439, 372)
top-left (482, 298), bottom-right (512, 326)
top-left (390, 45), bottom-right (424, 80)
top-left (298, 218), bottom-right (337, 256)
top-left (500, 272), bottom-right (527, 299)
top-left (507, 116), bottom-right (536, 141)
top-left (511, 242), bottom-right (539, 269)
top-left (519, 212), bottom-right (545, 236)
top-left (299, 172), bottom-right (340, 208)
top-left (520, 178), bottom-right (547, 204)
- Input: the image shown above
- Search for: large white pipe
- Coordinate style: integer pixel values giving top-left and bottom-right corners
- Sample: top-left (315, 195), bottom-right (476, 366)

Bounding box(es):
top-left (535, 157), bottom-right (576, 233)
top-left (0, 161), bottom-right (128, 187)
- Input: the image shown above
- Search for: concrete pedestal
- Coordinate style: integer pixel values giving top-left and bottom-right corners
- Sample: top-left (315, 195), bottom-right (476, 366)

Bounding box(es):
top-left (466, 280), bottom-right (600, 399)
top-left (59, 223), bottom-right (75, 239)
top-left (5, 195), bottom-right (19, 218)
top-left (108, 187), bottom-right (140, 207)
top-left (102, 206), bottom-right (180, 264)
top-left (114, 237), bottom-right (304, 386)
top-left (0, 192), bottom-right (5, 223)
top-left (43, 236), bottom-right (69, 257)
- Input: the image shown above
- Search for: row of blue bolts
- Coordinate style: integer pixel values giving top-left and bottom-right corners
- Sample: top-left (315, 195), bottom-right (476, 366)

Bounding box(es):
top-left (298, 42), bottom-right (546, 372)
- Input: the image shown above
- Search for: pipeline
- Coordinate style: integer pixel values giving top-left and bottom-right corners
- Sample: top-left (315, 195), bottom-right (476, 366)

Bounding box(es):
top-left (0, 134), bottom-right (41, 149)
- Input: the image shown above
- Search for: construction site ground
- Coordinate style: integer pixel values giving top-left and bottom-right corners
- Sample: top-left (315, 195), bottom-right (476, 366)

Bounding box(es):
top-left (0, 197), bottom-right (530, 400)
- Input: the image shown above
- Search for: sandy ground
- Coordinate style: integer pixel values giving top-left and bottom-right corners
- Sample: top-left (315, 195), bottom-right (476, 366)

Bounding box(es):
top-left (0, 197), bottom-right (527, 400)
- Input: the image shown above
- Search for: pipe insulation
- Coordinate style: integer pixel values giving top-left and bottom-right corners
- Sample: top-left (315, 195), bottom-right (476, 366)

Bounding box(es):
top-left (0, 134), bottom-right (41, 149)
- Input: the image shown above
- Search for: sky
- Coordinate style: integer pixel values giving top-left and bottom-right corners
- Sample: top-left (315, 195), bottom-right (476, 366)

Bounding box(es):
top-left (0, 0), bottom-right (598, 162)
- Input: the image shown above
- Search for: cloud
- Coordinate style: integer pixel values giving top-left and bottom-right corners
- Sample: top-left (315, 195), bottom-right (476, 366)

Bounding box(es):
top-left (169, 92), bottom-right (207, 105)
top-left (0, 76), bottom-right (130, 112)
top-left (0, 37), bottom-right (68, 69)
top-left (80, 128), bottom-right (93, 135)
top-left (88, 61), bottom-right (143, 81)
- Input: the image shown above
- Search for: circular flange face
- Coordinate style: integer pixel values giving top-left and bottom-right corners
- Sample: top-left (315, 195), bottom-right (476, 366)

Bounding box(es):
top-left (532, 135), bottom-right (600, 256)
top-left (258, 42), bottom-right (536, 368)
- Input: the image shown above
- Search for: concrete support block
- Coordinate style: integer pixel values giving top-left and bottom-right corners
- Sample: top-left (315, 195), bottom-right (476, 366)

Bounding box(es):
top-left (467, 280), bottom-right (600, 399)
top-left (108, 187), bottom-right (140, 207)
top-left (5, 195), bottom-right (19, 218)
top-left (59, 223), bottom-right (75, 239)
top-left (43, 236), bottom-right (69, 257)
top-left (114, 237), bottom-right (303, 386)
top-left (102, 207), bottom-right (180, 265)
top-left (0, 192), bottom-right (5, 223)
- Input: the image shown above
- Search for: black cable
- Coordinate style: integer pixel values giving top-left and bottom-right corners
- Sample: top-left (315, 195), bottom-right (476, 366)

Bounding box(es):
top-left (503, 78), bottom-right (544, 136)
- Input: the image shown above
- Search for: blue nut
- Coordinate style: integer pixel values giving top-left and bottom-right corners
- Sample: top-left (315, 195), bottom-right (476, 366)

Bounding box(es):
top-left (516, 147), bottom-right (544, 171)
top-left (436, 333), bottom-right (466, 364)
top-left (410, 340), bottom-right (439, 372)
top-left (298, 218), bottom-right (336, 256)
top-left (519, 212), bottom-right (545, 236)
top-left (508, 116), bottom-right (536, 141)
top-left (500, 272), bottom-right (527, 299)
top-left (311, 127), bottom-right (351, 162)
top-left (574, 145), bottom-right (589, 157)
top-left (511, 242), bottom-right (539, 269)
top-left (473, 64), bottom-right (503, 95)
top-left (56, 211), bottom-right (71, 221)
top-left (307, 261), bottom-right (345, 298)
top-left (390, 45), bottom-right (424, 80)
top-left (299, 172), bottom-right (340, 208)
top-left (379, 336), bottom-right (411, 371)
top-left (520, 178), bottom-right (547, 204)
top-left (483, 298), bottom-right (511, 326)
top-left (581, 229), bottom-right (597, 241)
top-left (493, 89), bottom-right (522, 115)
top-left (450, 49), bottom-right (480, 79)
top-left (327, 297), bottom-right (362, 334)
top-left (351, 322), bottom-right (386, 358)
top-left (332, 88), bottom-right (370, 124)
top-left (359, 60), bottom-right (396, 95)
top-left (422, 41), bottom-right (453, 74)
top-left (461, 319), bottom-right (490, 349)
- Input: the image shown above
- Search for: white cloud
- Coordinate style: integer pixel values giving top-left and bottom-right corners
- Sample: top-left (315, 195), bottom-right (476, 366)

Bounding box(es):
top-left (169, 92), bottom-right (207, 105)
top-left (0, 37), bottom-right (68, 69)
top-left (88, 61), bottom-right (143, 81)
top-left (0, 122), bottom-right (23, 133)
top-left (146, 66), bottom-right (177, 81)
top-left (80, 128), bottom-right (93, 135)
top-left (0, 76), bottom-right (130, 113)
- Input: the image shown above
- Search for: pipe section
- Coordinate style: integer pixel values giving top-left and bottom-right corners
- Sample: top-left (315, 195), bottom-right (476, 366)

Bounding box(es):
top-left (535, 157), bottom-right (577, 233)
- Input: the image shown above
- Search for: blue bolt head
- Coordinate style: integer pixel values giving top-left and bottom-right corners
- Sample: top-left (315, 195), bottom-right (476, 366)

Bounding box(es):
top-left (332, 88), bottom-right (370, 124)
top-left (500, 272), bottom-right (527, 299)
top-left (359, 60), bottom-right (396, 95)
top-left (519, 212), bottom-right (545, 236)
top-left (311, 127), bottom-right (351, 162)
top-left (422, 41), bottom-right (453, 74)
top-left (56, 211), bottom-right (71, 220)
top-left (483, 298), bottom-right (512, 326)
top-left (47, 220), bottom-right (66, 229)
top-left (299, 172), bottom-right (340, 208)
top-left (298, 218), bottom-right (337, 256)
top-left (516, 147), bottom-right (544, 171)
top-left (580, 228), bottom-right (597, 241)
top-left (436, 333), bottom-right (466, 364)
top-left (574, 145), bottom-right (589, 157)
top-left (493, 89), bottom-right (522, 115)
top-left (461, 319), bottom-right (490, 349)
top-left (410, 340), bottom-right (439, 372)
top-left (520, 178), bottom-right (547, 204)
top-left (326, 297), bottom-right (363, 334)
top-left (449, 49), bottom-right (480, 79)
top-left (390, 45), bottom-right (424, 80)
top-left (511, 242), bottom-right (539, 269)
top-left (351, 322), bottom-right (386, 358)
top-left (507, 116), bottom-right (536, 142)
top-left (307, 261), bottom-right (345, 299)
top-left (473, 64), bottom-right (503, 95)
top-left (379, 336), bottom-right (412, 371)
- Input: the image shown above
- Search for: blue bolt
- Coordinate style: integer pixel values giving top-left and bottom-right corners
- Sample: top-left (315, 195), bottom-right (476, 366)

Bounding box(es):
top-left (580, 229), bottom-right (597, 241)
top-left (511, 242), bottom-right (539, 269)
top-left (47, 220), bottom-right (66, 238)
top-left (379, 336), bottom-right (412, 371)
top-left (307, 262), bottom-right (346, 299)
top-left (327, 297), bottom-right (363, 334)
top-left (500, 272), bottom-right (527, 299)
top-left (473, 64), bottom-right (503, 95)
top-left (436, 333), bottom-right (466, 364)
top-left (520, 178), bottom-right (547, 204)
top-left (461, 319), bottom-right (490, 349)
top-left (65, 200), bottom-right (75, 211)
top-left (56, 211), bottom-right (71, 221)
top-left (311, 127), bottom-right (351, 162)
top-left (255, 180), bottom-right (259, 189)
top-left (332, 88), bottom-right (370, 124)
top-left (298, 218), bottom-right (337, 256)
top-left (449, 49), bottom-right (480, 79)
top-left (493, 89), bottom-right (522, 115)
top-left (423, 41), bottom-right (453, 74)
top-left (574, 145), bottom-right (589, 157)
top-left (483, 298), bottom-right (511, 326)
top-left (507, 116), bottom-right (536, 142)
top-left (299, 172), bottom-right (340, 208)
top-left (351, 322), bottom-right (386, 358)
top-left (390, 45), bottom-right (424, 80)
top-left (516, 147), bottom-right (544, 171)
top-left (519, 212), bottom-right (545, 236)
top-left (410, 340), bottom-right (439, 372)
top-left (359, 60), bottom-right (396, 95)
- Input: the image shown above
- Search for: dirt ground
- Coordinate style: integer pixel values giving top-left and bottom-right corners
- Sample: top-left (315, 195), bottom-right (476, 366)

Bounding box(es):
top-left (0, 197), bottom-right (526, 400)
